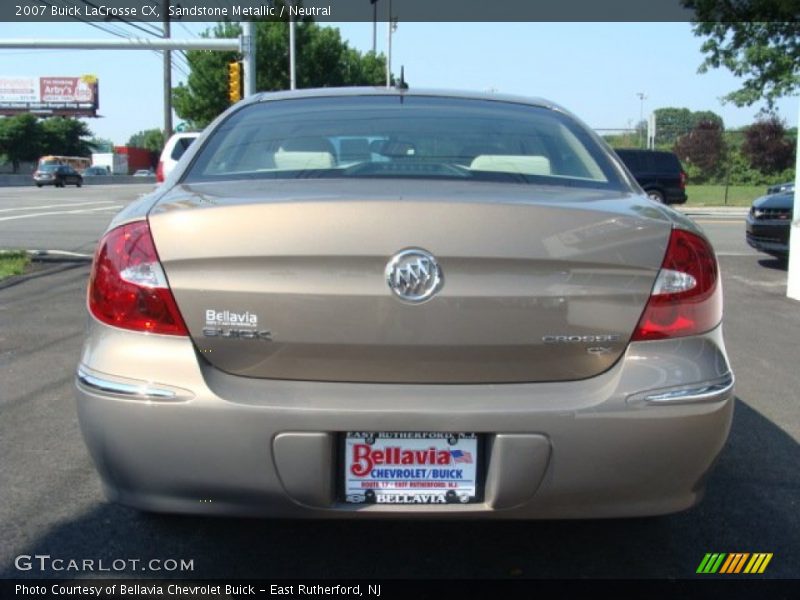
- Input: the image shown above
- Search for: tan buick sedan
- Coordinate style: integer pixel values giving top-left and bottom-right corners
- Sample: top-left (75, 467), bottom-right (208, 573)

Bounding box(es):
top-left (76, 88), bottom-right (734, 518)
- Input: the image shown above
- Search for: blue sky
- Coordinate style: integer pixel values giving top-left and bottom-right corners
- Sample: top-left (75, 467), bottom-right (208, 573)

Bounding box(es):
top-left (1, 21), bottom-right (797, 144)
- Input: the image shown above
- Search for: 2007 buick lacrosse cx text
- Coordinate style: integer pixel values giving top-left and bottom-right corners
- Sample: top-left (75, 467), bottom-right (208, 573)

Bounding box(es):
top-left (75, 87), bottom-right (734, 518)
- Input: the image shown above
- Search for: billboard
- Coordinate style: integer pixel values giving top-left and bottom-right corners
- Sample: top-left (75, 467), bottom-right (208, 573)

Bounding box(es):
top-left (0, 75), bottom-right (99, 117)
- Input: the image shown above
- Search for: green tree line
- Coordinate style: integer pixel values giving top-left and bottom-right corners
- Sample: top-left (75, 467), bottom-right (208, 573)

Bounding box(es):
top-left (604, 107), bottom-right (796, 186)
top-left (0, 114), bottom-right (97, 173)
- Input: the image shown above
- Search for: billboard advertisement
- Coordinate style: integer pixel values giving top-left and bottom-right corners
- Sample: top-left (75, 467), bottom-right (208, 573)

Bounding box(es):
top-left (0, 75), bottom-right (98, 117)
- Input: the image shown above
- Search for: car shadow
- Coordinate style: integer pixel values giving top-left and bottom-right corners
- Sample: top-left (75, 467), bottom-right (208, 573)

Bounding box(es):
top-left (3, 398), bottom-right (797, 580)
top-left (757, 257), bottom-right (789, 272)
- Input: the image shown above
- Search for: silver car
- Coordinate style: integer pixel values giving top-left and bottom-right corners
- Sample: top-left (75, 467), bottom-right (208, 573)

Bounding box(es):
top-left (77, 88), bottom-right (733, 518)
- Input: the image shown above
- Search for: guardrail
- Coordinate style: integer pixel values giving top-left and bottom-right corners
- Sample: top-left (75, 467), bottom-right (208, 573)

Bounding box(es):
top-left (0, 175), bottom-right (156, 187)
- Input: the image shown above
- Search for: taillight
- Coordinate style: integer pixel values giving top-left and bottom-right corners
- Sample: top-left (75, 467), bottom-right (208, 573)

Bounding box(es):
top-left (88, 221), bottom-right (188, 335)
top-left (631, 228), bottom-right (721, 341)
top-left (156, 161), bottom-right (164, 183)
top-left (679, 170), bottom-right (687, 189)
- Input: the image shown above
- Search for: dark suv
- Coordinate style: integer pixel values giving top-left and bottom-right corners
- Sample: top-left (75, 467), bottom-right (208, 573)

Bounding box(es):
top-left (614, 149), bottom-right (688, 205)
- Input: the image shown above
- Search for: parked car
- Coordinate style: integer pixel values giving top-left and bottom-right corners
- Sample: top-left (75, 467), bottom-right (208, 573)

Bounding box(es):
top-left (77, 88), bottom-right (733, 519)
top-left (83, 166), bottom-right (110, 177)
top-left (133, 169), bottom-right (154, 177)
top-left (33, 164), bottom-right (83, 188)
top-left (746, 190), bottom-right (794, 258)
top-left (614, 149), bottom-right (688, 204)
top-left (156, 131), bottom-right (200, 183)
top-left (767, 181), bottom-right (795, 195)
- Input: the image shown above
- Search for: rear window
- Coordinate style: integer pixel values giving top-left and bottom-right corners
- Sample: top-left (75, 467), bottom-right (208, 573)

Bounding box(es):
top-left (617, 150), bottom-right (682, 174)
top-left (171, 137), bottom-right (196, 161)
top-left (652, 152), bottom-right (681, 172)
top-left (615, 150), bottom-right (642, 171)
top-left (184, 96), bottom-right (628, 191)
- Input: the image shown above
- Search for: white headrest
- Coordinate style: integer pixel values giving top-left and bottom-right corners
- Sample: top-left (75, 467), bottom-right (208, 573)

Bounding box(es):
top-left (274, 151), bottom-right (334, 170)
top-left (469, 154), bottom-right (551, 176)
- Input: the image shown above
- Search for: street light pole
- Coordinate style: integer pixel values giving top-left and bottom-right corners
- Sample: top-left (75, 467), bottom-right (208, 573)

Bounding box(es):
top-left (636, 92), bottom-right (647, 148)
top-left (386, 0), bottom-right (392, 87)
top-left (289, 3), bottom-right (296, 90)
top-left (242, 21), bottom-right (256, 97)
top-left (371, 0), bottom-right (378, 54)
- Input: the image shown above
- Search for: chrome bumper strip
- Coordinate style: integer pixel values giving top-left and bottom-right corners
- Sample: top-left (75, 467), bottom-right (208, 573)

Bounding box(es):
top-left (76, 367), bottom-right (177, 400)
top-left (641, 373), bottom-right (735, 405)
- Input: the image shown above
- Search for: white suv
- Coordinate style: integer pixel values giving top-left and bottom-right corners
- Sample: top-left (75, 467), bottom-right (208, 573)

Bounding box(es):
top-left (156, 132), bottom-right (200, 183)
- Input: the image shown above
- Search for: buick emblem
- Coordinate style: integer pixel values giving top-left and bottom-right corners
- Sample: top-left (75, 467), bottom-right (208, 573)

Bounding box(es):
top-left (385, 248), bottom-right (443, 303)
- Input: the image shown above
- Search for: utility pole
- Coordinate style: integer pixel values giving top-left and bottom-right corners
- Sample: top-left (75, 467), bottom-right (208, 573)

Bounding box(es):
top-left (162, 0), bottom-right (172, 138)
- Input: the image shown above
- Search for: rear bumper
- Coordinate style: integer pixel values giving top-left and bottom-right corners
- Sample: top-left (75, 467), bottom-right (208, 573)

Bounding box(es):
top-left (668, 189), bottom-right (688, 205)
top-left (76, 322), bottom-right (734, 519)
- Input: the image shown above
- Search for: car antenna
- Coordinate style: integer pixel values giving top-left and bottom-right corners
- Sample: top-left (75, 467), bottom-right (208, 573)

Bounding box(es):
top-left (396, 66), bottom-right (409, 91)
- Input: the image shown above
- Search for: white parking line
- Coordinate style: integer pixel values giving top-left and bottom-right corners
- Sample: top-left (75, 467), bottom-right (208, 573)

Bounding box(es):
top-left (0, 201), bottom-right (118, 213)
top-left (0, 205), bottom-right (123, 222)
top-left (727, 274), bottom-right (787, 288)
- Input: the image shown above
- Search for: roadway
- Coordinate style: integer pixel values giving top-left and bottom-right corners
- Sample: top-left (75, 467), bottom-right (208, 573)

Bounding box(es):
top-left (0, 186), bottom-right (797, 580)
top-left (0, 184), bottom-right (152, 255)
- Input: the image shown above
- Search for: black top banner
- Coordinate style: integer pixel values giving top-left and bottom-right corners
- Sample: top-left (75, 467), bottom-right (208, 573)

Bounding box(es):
top-left (3, 0), bottom-right (798, 23)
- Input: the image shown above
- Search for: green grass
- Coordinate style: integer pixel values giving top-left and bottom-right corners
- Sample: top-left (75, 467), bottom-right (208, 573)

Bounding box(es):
top-left (0, 251), bottom-right (31, 280)
top-left (685, 185), bottom-right (766, 207)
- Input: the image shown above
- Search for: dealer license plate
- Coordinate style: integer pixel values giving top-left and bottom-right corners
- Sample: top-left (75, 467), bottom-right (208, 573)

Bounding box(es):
top-left (343, 432), bottom-right (479, 504)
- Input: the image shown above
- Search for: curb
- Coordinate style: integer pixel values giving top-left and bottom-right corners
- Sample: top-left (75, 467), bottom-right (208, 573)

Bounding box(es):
top-left (676, 207), bottom-right (749, 213)
top-left (677, 207), bottom-right (749, 218)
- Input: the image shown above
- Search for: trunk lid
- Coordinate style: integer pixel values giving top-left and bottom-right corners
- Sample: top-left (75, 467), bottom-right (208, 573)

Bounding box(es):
top-left (148, 179), bottom-right (672, 383)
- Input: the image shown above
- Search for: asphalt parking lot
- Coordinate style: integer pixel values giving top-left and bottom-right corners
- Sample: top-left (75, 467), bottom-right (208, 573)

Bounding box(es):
top-left (0, 185), bottom-right (797, 579)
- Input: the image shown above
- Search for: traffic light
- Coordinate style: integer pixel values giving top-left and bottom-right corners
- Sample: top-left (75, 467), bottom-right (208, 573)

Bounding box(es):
top-left (228, 61), bottom-right (242, 103)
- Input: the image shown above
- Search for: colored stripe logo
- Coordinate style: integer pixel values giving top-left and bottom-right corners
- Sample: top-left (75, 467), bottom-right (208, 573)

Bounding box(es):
top-left (697, 553), bottom-right (773, 574)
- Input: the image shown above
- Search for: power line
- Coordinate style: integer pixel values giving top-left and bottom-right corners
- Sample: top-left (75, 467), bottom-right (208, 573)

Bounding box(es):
top-left (78, 0), bottom-right (161, 37)
top-left (177, 22), bottom-right (197, 38)
top-left (23, 4), bottom-right (224, 121)
top-left (35, 0), bottom-right (126, 40)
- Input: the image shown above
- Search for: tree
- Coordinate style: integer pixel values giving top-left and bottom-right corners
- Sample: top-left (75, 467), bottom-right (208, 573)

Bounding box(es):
top-left (654, 107), bottom-right (724, 146)
top-left (173, 20), bottom-right (389, 128)
top-left (128, 128), bottom-right (165, 153)
top-left (674, 120), bottom-right (725, 182)
top-left (741, 114), bottom-right (795, 174)
top-left (683, 2), bottom-right (800, 107)
top-left (602, 131), bottom-right (640, 149)
top-left (172, 22), bottom-right (238, 129)
top-left (88, 137), bottom-right (114, 153)
top-left (40, 117), bottom-right (94, 156)
top-left (0, 114), bottom-right (43, 173)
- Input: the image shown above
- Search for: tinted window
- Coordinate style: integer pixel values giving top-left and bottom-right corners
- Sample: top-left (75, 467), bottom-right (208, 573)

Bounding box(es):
top-left (185, 96), bottom-right (628, 191)
top-left (653, 152), bottom-right (681, 172)
top-left (615, 150), bottom-right (642, 171)
top-left (171, 137), bottom-right (196, 161)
